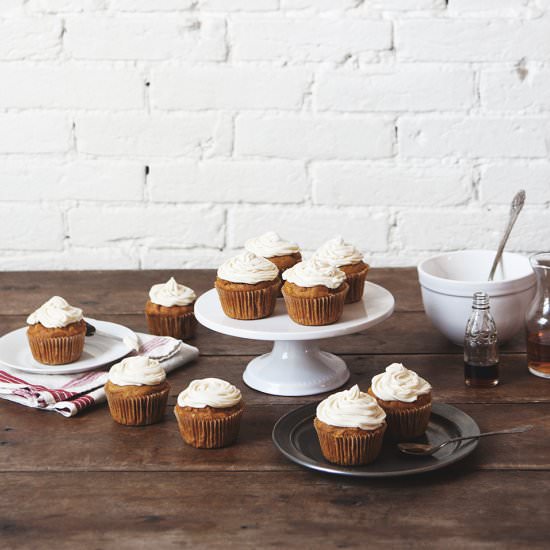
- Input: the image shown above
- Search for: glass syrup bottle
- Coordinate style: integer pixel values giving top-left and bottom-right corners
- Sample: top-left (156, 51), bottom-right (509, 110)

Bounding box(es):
top-left (464, 291), bottom-right (499, 387)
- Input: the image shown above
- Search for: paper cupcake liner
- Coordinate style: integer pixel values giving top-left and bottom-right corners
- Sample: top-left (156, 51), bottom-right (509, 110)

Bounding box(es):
top-left (314, 419), bottom-right (386, 466)
top-left (27, 331), bottom-right (85, 365)
top-left (105, 385), bottom-right (170, 426)
top-left (344, 266), bottom-right (370, 304)
top-left (216, 283), bottom-right (278, 320)
top-left (146, 311), bottom-right (197, 340)
top-left (174, 405), bottom-right (244, 449)
top-left (282, 284), bottom-right (348, 326)
top-left (382, 402), bottom-right (432, 441)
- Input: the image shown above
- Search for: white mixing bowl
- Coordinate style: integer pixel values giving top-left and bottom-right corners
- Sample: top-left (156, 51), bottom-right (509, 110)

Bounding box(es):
top-left (418, 250), bottom-right (536, 345)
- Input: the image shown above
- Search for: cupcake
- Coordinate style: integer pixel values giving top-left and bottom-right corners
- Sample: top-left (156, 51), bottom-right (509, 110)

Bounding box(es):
top-left (245, 231), bottom-right (301, 293)
top-left (104, 356), bottom-right (170, 426)
top-left (281, 258), bottom-right (349, 326)
top-left (26, 296), bottom-right (86, 365)
top-left (215, 251), bottom-right (279, 320)
top-left (369, 363), bottom-right (432, 441)
top-left (313, 236), bottom-right (369, 304)
top-left (174, 378), bottom-right (244, 449)
top-left (145, 277), bottom-right (197, 340)
top-left (314, 385), bottom-right (386, 466)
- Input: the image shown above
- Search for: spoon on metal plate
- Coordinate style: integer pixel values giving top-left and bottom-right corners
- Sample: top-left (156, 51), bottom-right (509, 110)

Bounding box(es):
top-left (398, 425), bottom-right (532, 456)
top-left (487, 190), bottom-right (526, 281)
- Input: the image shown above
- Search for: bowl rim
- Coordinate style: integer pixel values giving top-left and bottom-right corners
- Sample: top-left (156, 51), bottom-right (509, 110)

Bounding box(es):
top-left (417, 249), bottom-right (536, 296)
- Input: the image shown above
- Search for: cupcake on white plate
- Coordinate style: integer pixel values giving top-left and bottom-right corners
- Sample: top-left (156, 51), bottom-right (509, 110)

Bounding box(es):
top-left (245, 231), bottom-right (302, 292)
top-left (145, 277), bottom-right (197, 340)
top-left (368, 363), bottom-right (432, 441)
top-left (313, 236), bottom-right (369, 304)
top-left (314, 385), bottom-right (387, 466)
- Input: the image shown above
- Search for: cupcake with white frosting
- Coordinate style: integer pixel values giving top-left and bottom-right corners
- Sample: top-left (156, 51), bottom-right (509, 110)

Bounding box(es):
top-left (314, 385), bottom-right (386, 466)
top-left (145, 277), bottom-right (197, 340)
top-left (174, 378), bottom-right (244, 449)
top-left (104, 355), bottom-right (170, 426)
top-left (369, 363), bottom-right (432, 440)
top-left (245, 231), bottom-right (301, 293)
top-left (313, 236), bottom-right (369, 304)
top-left (281, 258), bottom-right (349, 326)
top-left (215, 251), bottom-right (279, 320)
top-left (26, 296), bottom-right (86, 365)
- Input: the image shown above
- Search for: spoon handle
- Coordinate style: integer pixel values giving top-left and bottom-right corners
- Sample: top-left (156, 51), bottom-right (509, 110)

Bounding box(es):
top-left (488, 189), bottom-right (526, 281)
top-left (446, 425), bottom-right (532, 445)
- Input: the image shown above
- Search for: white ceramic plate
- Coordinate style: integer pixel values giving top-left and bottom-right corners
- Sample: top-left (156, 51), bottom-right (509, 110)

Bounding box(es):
top-left (0, 318), bottom-right (135, 375)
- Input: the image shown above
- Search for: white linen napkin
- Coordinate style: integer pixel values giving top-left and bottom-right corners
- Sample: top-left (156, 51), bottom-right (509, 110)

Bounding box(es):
top-left (0, 333), bottom-right (198, 417)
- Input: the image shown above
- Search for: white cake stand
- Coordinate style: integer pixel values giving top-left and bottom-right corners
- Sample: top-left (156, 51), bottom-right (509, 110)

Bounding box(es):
top-left (194, 282), bottom-right (394, 397)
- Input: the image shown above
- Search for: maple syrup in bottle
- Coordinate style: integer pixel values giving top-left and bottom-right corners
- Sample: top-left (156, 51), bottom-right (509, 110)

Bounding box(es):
top-left (464, 292), bottom-right (499, 388)
top-left (525, 253), bottom-right (550, 379)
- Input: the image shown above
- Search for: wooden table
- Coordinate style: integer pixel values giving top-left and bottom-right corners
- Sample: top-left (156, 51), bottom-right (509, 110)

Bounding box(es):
top-left (1, 269), bottom-right (548, 549)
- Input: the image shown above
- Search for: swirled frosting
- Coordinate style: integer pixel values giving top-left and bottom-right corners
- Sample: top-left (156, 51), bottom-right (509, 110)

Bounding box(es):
top-left (371, 363), bottom-right (431, 403)
top-left (313, 236), bottom-right (363, 267)
top-left (149, 277), bottom-right (196, 307)
top-left (26, 296), bottom-right (83, 328)
top-left (108, 356), bottom-right (166, 387)
top-left (245, 231), bottom-right (300, 258)
top-left (177, 378), bottom-right (242, 409)
top-left (316, 385), bottom-right (386, 430)
top-left (217, 251), bottom-right (278, 284)
top-left (282, 258), bottom-right (346, 289)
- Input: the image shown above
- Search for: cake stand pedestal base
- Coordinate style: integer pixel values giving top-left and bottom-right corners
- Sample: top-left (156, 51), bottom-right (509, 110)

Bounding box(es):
top-left (242, 340), bottom-right (350, 396)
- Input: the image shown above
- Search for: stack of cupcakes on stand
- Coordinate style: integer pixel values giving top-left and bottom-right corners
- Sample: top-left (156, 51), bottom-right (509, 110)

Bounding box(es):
top-left (245, 231), bottom-right (301, 294)
top-left (282, 257), bottom-right (349, 326)
top-left (26, 296), bottom-right (86, 365)
top-left (215, 251), bottom-right (280, 320)
top-left (174, 378), bottom-right (244, 448)
top-left (313, 236), bottom-right (370, 304)
top-left (145, 277), bottom-right (197, 340)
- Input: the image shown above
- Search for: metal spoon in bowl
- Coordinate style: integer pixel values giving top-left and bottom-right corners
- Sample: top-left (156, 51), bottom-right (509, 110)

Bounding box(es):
top-left (398, 425), bottom-right (532, 456)
top-left (488, 190), bottom-right (526, 281)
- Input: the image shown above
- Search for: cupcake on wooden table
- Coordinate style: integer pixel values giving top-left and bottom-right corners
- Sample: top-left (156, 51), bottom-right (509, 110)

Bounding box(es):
top-left (215, 251), bottom-right (279, 320)
top-left (313, 236), bottom-right (369, 304)
top-left (174, 378), bottom-right (244, 449)
top-left (105, 356), bottom-right (170, 426)
top-left (245, 231), bottom-right (301, 291)
top-left (281, 257), bottom-right (348, 326)
top-left (27, 296), bottom-right (86, 365)
top-left (145, 277), bottom-right (197, 340)
top-left (369, 363), bottom-right (432, 441)
top-left (314, 385), bottom-right (386, 466)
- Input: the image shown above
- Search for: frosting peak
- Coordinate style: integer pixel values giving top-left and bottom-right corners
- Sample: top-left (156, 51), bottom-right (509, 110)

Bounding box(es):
top-left (27, 296), bottom-right (83, 328)
top-left (371, 363), bottom-right (431, 403)
top-left (245, 231), bottom-right (300, 258)
top-left (316, 385), bottom-right (386, 430)
top-left (149, 277), bottom-right (196, 307)
top-left (282, 258), bottom-right (346, 289)
top-left (177, 378), bottom-right (242, 409)
top-left (313, 236), bottom-right (363, 267)
top-left (217, 251), bottom-right (279, 285)
top-left (108, 356), bottom-right (166, 387)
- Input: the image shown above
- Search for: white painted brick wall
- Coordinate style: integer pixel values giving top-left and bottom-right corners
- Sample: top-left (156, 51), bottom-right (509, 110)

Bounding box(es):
top-left (0, 2), bottom-right (548, 271)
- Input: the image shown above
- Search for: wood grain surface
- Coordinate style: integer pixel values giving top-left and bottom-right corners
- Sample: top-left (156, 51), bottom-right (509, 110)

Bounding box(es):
top-left (0, 269), bottom-right (546, 549)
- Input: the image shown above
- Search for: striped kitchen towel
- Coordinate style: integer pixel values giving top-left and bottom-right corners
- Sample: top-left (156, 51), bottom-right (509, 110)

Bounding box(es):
top-left (0, 333), bottom-right (198, 417)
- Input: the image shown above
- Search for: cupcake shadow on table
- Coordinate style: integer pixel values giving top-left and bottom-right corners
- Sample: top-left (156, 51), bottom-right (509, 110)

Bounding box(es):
top-left (26, 296), bottom-right (86, 365)
top-left (174, 378), bottom-right (244, 449)
top-left (145, 277), bottom-right (198, 340)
